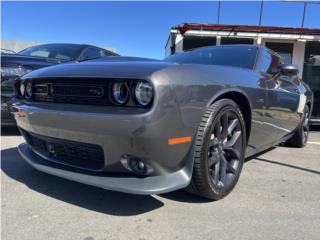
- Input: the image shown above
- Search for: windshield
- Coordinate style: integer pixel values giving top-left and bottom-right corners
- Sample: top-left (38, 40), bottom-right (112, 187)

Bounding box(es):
top-left (165, 46), bottom-right (258, 69)
top-left (18, 44), bottom-right (82, 61)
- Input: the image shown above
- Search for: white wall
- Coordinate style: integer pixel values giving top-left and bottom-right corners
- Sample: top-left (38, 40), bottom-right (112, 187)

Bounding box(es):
top-left (175, 34), bottom-right (184, 54)
top-left (292, 41), bottom-right (306, 78)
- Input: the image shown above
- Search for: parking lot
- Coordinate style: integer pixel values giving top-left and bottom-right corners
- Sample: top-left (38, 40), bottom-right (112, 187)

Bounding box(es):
top-left (1, 127), bottom-right (320, 240)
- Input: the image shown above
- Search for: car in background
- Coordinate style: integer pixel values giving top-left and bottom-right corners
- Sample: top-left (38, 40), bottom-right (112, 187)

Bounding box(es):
top-left (1, 48), bottom-right (16, 54)
top-left (1, 43), bottom-right (118, 126)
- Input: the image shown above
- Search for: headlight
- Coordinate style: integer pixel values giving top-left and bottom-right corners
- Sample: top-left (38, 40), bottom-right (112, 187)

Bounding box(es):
top-left (135, 81), bottom-right (153, 106)
top-left (26, 82), bottom-right (33, 98)
top-left (20, 83), bottom-right (26, 97)
top-left (112, 82), bottom-right (129, 105)
top-left (1, 66), bottom-right (32, 79)
top-left (1, 79), bottom-right (15, 91)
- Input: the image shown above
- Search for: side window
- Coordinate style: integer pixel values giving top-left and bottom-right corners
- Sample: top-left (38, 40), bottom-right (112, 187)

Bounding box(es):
top-left (262, 52), bottom-right (272, 73)
top-left (80, 48), bottom-right (103, 60)
top-left (262, 52), bottom-right (280, 74)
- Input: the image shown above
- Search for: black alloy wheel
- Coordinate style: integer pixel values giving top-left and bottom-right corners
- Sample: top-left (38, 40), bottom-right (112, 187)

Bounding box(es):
top-left (187, 99), bottom-right (246, 200)
top-left (208, 109), bottom-right (243, 190)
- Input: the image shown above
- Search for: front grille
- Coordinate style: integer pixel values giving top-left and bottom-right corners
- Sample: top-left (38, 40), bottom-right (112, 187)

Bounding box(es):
top-left (32, 79), bottom-right (111, 106)
top-left (21, 129), bottom-right (105, 171)
top-left (24, 78), bottom-right (147, 107)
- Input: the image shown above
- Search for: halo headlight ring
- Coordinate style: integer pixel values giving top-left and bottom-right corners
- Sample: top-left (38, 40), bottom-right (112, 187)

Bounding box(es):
top-left (134, 81), bottom-right (154, 107)
top-left (111, 81), bottom-right (129, 105)
top-left (25, 82), bottom-right (33, 98)
top-left (20, 82), bottom-right (26, 97)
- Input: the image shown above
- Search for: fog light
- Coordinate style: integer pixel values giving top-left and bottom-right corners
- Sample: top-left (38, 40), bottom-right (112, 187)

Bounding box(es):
top-left (120, 154), bottom-right (153, 175)
top-left (130, 158), bottom-right (147, 174)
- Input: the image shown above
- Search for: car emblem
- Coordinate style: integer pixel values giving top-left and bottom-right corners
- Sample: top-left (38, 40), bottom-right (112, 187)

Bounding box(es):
top-left (89, 88), bottom-right (104, 97)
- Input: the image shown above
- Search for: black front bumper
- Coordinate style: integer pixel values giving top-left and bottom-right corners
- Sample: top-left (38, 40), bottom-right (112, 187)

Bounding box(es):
top-left (18, 143), bottom-right (191, 195)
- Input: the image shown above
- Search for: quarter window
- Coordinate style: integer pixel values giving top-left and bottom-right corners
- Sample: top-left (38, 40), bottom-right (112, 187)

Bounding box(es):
top-left (102, 50), bottom-right (115, 57)
top-left (262, 52), bottom-right (272, 73)
top-left (80, 48), bottom-right (104, 60)
top-left (262, 52), bottom-right (281, 74)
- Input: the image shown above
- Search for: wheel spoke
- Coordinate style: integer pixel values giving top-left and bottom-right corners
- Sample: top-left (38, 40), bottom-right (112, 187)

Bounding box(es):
top-left (226, 161), bottom-right (237, 175)
top-left (220, 112), bottom-right (229, 141)
top-left (214, 118), bottom-right (221, 138)
top-left (214, 160), bottom-right (220, 184)
top-left (228, 119), bottom-right (238, 135)
top-left (223, 146), bottom-right (240, 160)
top-left (208, 153), bottom-right (219, 167)
top-left (224, 131), bottom-right (241, 148)
top-left (219, 154), bottom-right (227, 184)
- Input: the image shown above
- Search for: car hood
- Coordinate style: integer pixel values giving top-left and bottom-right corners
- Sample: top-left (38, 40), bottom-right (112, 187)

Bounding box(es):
top-left (21, 56), bottom-right (176, 80)
top-left (1, 54), bottom-right (62, 69)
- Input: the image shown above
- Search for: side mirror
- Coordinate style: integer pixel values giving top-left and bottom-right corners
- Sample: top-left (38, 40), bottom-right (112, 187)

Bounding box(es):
top-left (279, 64), bottom-right (299, 76)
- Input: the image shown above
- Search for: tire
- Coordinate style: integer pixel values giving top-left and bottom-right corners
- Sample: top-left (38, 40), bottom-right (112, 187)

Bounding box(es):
top-left (186, 99), bottom-right (247, 200)
top-left (285, 105), bottom-right (310, 148)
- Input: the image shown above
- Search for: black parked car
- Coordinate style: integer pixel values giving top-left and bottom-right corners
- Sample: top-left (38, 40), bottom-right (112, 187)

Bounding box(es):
top-left (1, 43), bottom-right (118, 126)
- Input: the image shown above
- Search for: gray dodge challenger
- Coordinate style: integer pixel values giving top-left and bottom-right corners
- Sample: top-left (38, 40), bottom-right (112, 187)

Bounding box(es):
top-left (12, 45), bottom-right (313, 200)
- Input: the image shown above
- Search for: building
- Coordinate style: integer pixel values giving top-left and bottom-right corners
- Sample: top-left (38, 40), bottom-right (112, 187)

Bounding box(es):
top-left (165, 23), bottom-right (320, 123)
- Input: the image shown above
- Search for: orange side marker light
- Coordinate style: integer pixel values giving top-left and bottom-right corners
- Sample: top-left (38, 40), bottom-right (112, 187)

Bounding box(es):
top-left (168, 136), bottom-right (192, 145)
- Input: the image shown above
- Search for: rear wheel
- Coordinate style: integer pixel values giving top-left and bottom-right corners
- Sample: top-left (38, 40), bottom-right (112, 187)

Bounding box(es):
top-left (285, 105), bottom-right (310, 148)
top-left (186, 99), bottom-right (246, 200)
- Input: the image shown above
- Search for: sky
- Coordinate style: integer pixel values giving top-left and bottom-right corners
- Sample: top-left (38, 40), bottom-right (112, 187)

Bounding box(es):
top-left (2, 1), bottom-right (320, 59)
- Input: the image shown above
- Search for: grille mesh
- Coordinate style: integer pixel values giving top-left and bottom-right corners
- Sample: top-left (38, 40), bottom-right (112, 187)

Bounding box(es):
top-left (21, 129), bottom-right (105, 171)
top-left (32, 81), bottom-right (110, 106)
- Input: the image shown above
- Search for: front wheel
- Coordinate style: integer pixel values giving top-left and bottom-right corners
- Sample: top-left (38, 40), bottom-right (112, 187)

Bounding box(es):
top-left (186, 99), bottom-right (246, 200)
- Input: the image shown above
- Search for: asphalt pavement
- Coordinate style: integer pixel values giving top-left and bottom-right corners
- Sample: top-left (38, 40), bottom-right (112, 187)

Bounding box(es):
top-left (1, 127), bottom-right (320, 240)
